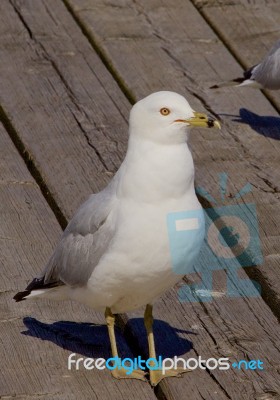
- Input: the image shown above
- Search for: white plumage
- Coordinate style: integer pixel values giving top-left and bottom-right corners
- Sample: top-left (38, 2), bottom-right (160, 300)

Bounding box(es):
top-left (14, 91), bottom-right (219, 314)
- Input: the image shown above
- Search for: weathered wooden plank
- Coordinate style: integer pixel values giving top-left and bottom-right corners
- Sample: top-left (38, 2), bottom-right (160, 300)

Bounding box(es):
top-left (0, 128), bottom-right (157, 397)
top-left (0, 0), bottom-right (130, 220)
top-left (191, 0), bottom-right (280, 110)
top-left (156, 284), bottom-right (280, 399)
top-left (60, 0), bottom-right (280, 397)
top-left (0, 0), bottom-right (228, 398)
top-left (1, 0), bottom-right (280, 398)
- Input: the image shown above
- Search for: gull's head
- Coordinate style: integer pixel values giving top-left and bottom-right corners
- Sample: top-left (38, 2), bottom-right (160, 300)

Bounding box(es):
top-left (129, 91), bottom-right (220, 144)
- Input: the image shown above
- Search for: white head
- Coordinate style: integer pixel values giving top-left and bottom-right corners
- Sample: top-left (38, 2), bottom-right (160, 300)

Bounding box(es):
top-left (129, 91), bottom-right (220, 144)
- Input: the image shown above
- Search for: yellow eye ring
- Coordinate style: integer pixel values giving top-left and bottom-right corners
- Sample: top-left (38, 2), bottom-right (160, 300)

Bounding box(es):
top-left (160, 107), bottom-right (170, 116)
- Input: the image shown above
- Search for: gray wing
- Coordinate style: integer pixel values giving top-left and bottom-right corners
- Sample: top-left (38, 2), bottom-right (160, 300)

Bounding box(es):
top-left (267, 39), bottom-right (280, 56)
top-left (41, 180), bottom-right (117, 287)
top-left (252, 40), bottom-right (280, 90)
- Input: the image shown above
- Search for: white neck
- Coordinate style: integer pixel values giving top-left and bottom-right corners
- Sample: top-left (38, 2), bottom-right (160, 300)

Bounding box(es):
top-left (116, 135), bottom-right (196, 203)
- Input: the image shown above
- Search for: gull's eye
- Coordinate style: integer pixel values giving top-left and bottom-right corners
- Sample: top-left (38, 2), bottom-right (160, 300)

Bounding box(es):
top-left (160, 107), bottom-right (170, 116)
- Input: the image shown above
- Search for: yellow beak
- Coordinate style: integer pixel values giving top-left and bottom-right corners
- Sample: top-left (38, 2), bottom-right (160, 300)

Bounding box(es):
top-left (176, 112), bottom-right (221, 129)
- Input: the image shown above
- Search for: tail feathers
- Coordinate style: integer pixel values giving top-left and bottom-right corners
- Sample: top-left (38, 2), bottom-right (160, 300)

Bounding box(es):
top-left (210, 64), bottom-right (258, 89)
top-left (210, 79), bottom-right (243, 89)
top-left (13, 276), bottom-right (62, 302)
top-left (210, 77), bottom-right (261, 89)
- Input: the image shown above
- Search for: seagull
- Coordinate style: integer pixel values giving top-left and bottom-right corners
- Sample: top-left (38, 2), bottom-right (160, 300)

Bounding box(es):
top-left (14, 91), bottom-right (220, 386)
top-left (210, 39), bottom-right (280, 90)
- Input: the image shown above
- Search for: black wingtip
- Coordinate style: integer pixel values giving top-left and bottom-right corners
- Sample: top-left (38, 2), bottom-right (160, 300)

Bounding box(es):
top-left (13, 277), bottom-right (44, 302)
top-left (13, 276), bottom-right (62, 303)
top-left (13, 277), bottom-right (45, 302)
top-left (210, 84), bottom-right (219, 89)
top-left (232, 77), bottom-right (246, 84)
top-left (13, 290), bottom-right (30, 302)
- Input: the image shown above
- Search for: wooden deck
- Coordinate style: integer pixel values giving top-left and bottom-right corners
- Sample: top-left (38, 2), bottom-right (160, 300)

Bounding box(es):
top-left (1, 0), bottom-right (280, 398)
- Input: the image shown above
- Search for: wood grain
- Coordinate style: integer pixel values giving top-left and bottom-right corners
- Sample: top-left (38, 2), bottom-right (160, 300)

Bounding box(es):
top-left (0, 0), bottom-right (130, 220)
top-left (1, 0), bottom-right (280, 398)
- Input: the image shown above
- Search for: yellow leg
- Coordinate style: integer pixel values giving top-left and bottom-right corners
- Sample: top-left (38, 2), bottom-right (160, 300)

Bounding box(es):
top-left (105, 307), bottom-right (146, 382)
top-left (144, 304), bottom-right (191, 386)
top-left (144, 304), bottom-right (156, 359)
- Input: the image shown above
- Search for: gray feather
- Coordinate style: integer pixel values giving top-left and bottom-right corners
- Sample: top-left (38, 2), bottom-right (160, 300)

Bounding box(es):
top-left (42, 179), bottom-right (118, 287)
top-left (251, 40), bottom-right (280, 90)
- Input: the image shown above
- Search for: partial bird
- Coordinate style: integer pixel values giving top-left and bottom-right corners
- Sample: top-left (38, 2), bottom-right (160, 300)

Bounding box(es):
top-left (211, 39), bottom-right (280, 90)
top-left (14, 91), bottom-right (220, 386)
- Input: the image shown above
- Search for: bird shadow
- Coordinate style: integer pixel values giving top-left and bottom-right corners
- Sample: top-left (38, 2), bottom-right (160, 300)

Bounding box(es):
top-left (22, 316), bottom-right (195, 360)
top-left (221, 108), bottom-right (280, 140)
top-left (127, 318), bottom-right (195, 359)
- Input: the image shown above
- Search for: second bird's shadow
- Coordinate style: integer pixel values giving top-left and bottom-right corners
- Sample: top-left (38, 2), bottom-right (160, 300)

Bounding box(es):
top-left (22, 316), bottom-right (194, 360)
top-left (224, 108), bottom-right (280, 140)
